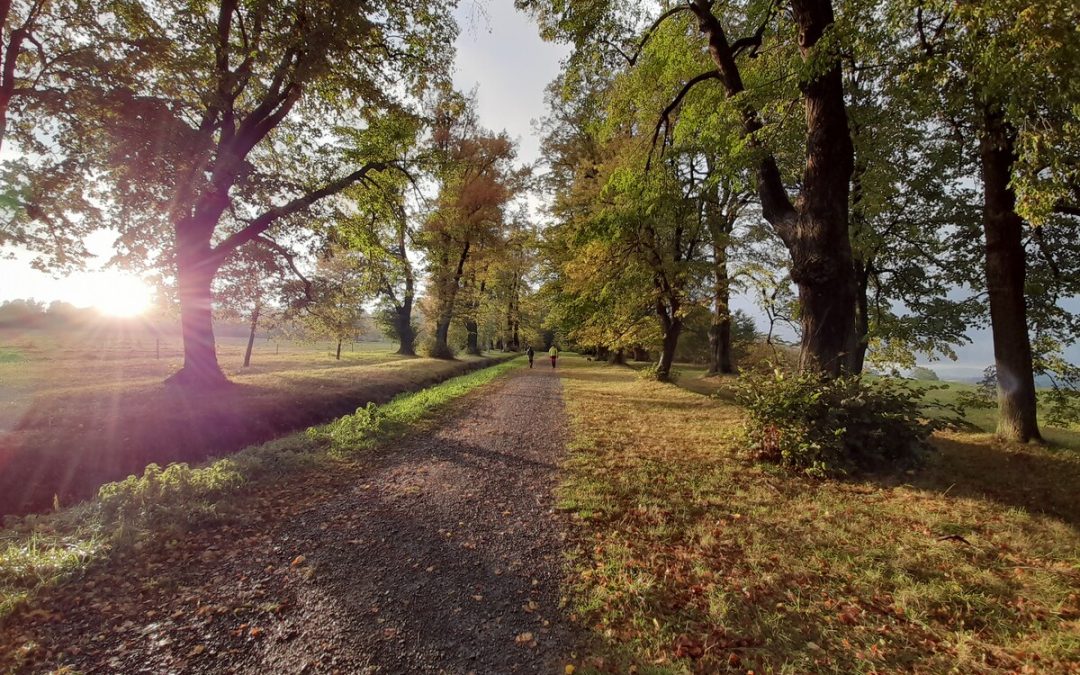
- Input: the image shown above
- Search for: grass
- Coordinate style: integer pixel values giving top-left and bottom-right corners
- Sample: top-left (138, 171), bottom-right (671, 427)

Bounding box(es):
top-left (0, 355), bottom-right (524, 620)
top-left (0, 327), bottom-right (504, 514)
top-left (557, 356), bottom-right (1080, 673)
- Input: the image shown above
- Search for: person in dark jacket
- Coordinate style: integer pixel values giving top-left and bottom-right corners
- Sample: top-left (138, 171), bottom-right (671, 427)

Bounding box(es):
top-left (525, 345), bottom-right (535, 368)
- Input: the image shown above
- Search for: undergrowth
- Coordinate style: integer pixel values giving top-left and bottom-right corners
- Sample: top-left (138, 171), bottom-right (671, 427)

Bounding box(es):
top-left (0, 356), bottom-right (521, 619)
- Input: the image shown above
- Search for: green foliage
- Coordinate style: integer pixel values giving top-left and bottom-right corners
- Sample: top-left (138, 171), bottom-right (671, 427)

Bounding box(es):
top-left (637, 362), bottom-right (682, 383)
top-left (735, 370), bottom-right (952, 477)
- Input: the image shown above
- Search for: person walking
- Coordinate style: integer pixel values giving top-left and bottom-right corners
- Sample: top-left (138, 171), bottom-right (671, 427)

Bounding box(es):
top-left (549, 344), bottom-right (559, 369)
top-left (526, 344), bottom-right (535, 368)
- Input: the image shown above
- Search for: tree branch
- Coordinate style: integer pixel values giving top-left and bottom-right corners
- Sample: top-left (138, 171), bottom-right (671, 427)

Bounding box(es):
top-left (607, 6), bottom-right (689, 66)
top-left (211, 161), bottom-right (401, 263)
top-left (646, 70), bottom-right (721, 171)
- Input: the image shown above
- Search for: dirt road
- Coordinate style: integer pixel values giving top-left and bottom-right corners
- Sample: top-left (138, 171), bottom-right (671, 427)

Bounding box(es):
top-left (2, 366), bottom-right (573, 673)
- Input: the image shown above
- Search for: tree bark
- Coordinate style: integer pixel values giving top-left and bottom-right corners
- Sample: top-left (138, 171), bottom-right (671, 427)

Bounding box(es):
top-left (707, 243), bottom-right (733, 375)
top-left (689, 0), bottom-right (857, 375)
top-left (335, 338), bottom-right (342, 360)
top-left (465, 318), bottom-right (481, 356)
top-left (609, 348), bottom-right (625, 365)
top-left (849, 260), bottom-right (871, 374)
top-left (243, 303), bottom-right (260, 367)
top-left (980, 106), bottom-right (1042, 443)
top-left (656, 312), bottom-right (683, 382)
top-left (432, 239), bottom-right (470, 359)
top-left (167, 233), bottom-right (227, 387)
top-left (393, 301), bottom-right (416, 356)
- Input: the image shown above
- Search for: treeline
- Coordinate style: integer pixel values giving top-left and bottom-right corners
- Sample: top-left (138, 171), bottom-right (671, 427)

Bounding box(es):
top-left (1, 1), bottom-right (542, 383)
top-left (521, 0), bottom-right (1079, 441)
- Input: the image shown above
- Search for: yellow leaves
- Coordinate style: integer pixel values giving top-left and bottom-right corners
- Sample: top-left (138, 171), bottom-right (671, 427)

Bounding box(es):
top-left (515, 631), bottom-right (537, 647)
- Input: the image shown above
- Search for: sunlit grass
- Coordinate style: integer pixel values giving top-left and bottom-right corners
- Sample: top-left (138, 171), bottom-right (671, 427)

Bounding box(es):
top-left (0, 356), bottom-right (522, 619)
top-left (558, 356), bottom-right (1080, 673)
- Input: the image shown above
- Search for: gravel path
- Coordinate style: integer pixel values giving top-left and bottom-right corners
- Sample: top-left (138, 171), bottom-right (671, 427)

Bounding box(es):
top-left (2, 366), bottom-right (573, 674)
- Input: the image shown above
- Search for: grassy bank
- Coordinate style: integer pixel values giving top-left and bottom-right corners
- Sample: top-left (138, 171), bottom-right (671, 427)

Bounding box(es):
top-left (0, 337), bottom-right (501, 514)
top-left (558, 357), bottom-right (1080, 673)
top-left (0, 356), bottom-right (523, 618)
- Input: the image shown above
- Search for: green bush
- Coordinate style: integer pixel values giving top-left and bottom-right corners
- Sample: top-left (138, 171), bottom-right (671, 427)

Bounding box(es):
top-left (734, 369), bottom-right (950, 477)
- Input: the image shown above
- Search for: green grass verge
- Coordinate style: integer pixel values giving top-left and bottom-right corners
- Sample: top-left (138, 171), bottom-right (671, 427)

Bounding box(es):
top-left (0, 355), bottom-right (522, 619)
top-left (558, 356), bottom-right (1080, 674)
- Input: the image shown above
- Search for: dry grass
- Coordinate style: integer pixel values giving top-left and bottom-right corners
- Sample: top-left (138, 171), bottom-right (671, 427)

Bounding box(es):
top-left (557, 357), bottom-right (1080, 674)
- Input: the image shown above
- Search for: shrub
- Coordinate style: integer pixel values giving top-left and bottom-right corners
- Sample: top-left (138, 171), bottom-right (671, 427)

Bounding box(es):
top-left (734, 369), bottom-right (949, 477)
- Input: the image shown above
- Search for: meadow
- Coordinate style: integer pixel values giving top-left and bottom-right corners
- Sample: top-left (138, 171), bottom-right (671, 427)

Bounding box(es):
top-left (557, 357), bottom-right (1080, 673)
top-left (0, 327), bottom-right (498, 515)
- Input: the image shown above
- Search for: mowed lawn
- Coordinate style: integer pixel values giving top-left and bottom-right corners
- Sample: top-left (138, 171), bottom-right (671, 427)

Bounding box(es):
top-left (0, 329), bottom-right (497, 515)
top-left (557, 357), bottom-right (1080, 673)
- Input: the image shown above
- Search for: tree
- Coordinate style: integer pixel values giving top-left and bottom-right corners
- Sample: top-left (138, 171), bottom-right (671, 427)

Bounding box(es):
top-left (335, 127), bottom-right (423, 356)
top-left (421, 91), bottom-right (522, 358)
top-left (12, 0), bottom-right (455, 386)
top-left (522, 0), bottom-right (861, 375)
top-left (897, 0), bottom-right (1080, 441)
top-left (213, 240), bottom-right (290, 368)
top-left (299, 250), bottom-right (369, 361)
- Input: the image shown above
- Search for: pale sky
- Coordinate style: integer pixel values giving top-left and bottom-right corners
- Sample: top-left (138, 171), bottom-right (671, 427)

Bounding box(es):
top-left (0, 0), bottom-right (1075, 378)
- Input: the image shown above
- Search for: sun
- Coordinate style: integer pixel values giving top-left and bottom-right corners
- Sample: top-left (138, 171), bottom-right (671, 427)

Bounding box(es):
top-left (87, 270), bottom-right (154, 317)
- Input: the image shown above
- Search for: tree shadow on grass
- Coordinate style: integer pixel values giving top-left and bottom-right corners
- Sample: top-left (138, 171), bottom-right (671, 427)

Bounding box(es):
top-left (885, 432), bottom-right (1080, 528)
top-left (0, 359), bottom-right (503, 516)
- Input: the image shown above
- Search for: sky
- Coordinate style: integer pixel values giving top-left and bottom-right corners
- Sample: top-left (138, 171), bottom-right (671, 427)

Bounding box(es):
top-left (1, 0), bottom-right (1076, 378)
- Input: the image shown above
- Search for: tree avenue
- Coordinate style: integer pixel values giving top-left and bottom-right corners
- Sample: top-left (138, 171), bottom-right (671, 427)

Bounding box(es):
top-left (1, 0), bottom-right (1077, 440)
top-left (521, 0), bottom-right (1079, 440)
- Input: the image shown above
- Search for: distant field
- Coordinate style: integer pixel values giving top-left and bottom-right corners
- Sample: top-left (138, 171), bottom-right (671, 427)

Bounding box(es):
top-left (0, 328), bottom-right (504, 515)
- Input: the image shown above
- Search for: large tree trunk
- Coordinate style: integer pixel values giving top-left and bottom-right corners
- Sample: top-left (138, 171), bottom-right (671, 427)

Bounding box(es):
top-left (393, 300), bottom-right (416, 356)
top-left (432, 239), bottom-right (470, 359)
top-left (243, 303), bottom-right (260, 368)
top-left (167, 238), bottom-right (227, 387)
top-left (609, 348), bottom-right (625, 365)
top-left (691, 0), bottom-right (857, 375)
top-left (335, 338), bottom-right (342, 360)
top-left (787, 0), bottom-right (858, 375)
top-left (980, 107), bottom-right (1042, 443)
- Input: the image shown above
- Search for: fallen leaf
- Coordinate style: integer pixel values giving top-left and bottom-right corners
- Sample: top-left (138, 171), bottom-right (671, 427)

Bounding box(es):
top-left (291, 555), bottom-right (306, 567)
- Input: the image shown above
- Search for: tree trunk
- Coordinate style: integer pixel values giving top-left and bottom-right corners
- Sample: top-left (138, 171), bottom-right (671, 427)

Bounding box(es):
top-left (980, 106), bottom-right (1042, 443)
top-left (393, 300), bottom-right (416, 356)
top-left (243, 303), bottom-right (260, 368)
top-left (691, 0), bottom-right (857, 375)
top-left (167, 243), bottom-right (227, 387)
top-left (707, 244), bottom-right (733, 375)
top-left (465, 318), bottom-right (481, 356)
top-left (849, 261), bottom-right (871, 374)
top-left (433, 315), bottom-right (454, 359)
top-left (609, 348), bottom-right (625, 365)
top-left (336, 338), bottom-right (342, 360)
top-left (656, 313), bottom-right (683, 382)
